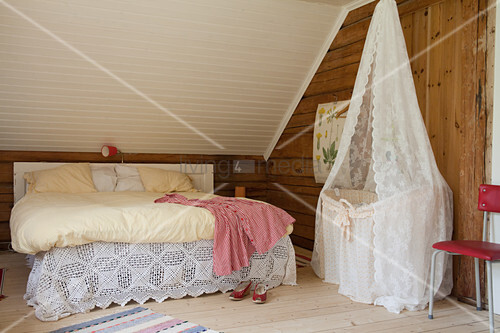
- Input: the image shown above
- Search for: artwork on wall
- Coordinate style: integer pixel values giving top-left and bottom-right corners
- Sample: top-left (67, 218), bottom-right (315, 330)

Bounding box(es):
top-left (313, 101), bottom-right (349, 183)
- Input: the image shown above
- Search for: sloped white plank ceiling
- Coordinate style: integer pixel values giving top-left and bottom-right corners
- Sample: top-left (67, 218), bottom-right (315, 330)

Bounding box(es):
top-left (0, 0), bottom-right (360, 156)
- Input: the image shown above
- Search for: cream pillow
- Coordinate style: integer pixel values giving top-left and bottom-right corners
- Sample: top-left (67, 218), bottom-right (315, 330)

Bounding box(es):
top-left (24, 163), bottom-right (97, 194)
top-left (115, 164), bottom-right (145, 192)
top-left (138, 166), bottom-right (195, 193)
top-left (90, 165), bottom-right (117, 192)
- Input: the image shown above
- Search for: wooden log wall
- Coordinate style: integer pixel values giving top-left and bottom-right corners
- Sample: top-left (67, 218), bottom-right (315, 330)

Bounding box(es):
top-left (268, 0), bottom-right (491, 302)
top-left (0, 150), bottom-right (267, 249)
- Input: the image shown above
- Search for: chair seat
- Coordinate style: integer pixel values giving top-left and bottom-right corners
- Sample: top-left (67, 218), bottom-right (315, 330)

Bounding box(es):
top-left (433, 240), bottom-right (500, 261)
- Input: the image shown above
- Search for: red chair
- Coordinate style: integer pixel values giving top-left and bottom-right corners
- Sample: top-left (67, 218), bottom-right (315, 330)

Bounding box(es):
top-left (429, 184), bottom-right (500, 333)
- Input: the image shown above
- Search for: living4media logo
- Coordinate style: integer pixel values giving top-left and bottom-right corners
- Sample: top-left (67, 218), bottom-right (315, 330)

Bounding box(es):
top-left (233, 160), bottom-right (255, 174)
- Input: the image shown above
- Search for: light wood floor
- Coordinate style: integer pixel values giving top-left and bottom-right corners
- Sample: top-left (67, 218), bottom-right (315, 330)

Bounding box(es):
top-left (0, 250), bottom-right (495, 333)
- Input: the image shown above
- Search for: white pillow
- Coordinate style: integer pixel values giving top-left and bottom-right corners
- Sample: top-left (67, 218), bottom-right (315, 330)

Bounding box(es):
top-left (90, 165), bottom-right (117, 192)
top-left (114, 164), bottom-right (145, 192)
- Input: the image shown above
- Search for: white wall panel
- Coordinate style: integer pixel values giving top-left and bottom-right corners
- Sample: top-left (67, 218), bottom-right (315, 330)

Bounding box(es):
top-left (0, 0), bottom-right (349, 155)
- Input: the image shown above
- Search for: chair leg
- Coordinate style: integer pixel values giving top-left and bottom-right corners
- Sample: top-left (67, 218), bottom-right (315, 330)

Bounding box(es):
top-left (429, 250), bottom-right (442, 320)
top-left (487, 260), bottom-right (494, 333)
top-left (475, 257), bottom-right (482, 311)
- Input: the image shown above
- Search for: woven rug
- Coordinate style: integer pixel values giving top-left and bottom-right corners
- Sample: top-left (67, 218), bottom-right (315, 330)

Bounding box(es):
top-left (50, 307), bottom-right (220, 333)
top-left (296, 253), bottom-right (311, 268)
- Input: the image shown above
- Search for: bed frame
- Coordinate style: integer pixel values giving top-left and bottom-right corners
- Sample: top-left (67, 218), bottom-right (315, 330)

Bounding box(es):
top-left (13, 162), bottom-right (214, 203)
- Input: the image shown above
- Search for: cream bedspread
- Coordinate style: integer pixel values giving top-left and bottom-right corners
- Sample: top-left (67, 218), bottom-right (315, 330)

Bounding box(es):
top-left (11, 192), bottom-right (293, 254)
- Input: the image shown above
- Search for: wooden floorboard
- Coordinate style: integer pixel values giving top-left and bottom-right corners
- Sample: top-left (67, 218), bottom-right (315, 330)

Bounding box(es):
top-left (0, 251), bottom-right (494, 332)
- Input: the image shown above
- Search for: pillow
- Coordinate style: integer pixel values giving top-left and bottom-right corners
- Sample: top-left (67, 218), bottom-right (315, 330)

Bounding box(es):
top-left (138, 166), bottom-right (195, 193)
top-left (114, 164), bottom-right (145, 192)
top-left (24, 163), bottom-right (97, 194)
top-left (90, 165), bottom-right (117, 192)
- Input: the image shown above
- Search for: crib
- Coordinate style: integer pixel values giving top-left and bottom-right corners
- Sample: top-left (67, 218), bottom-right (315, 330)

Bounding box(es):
top-left (321, 189), bottom-right (377, 303)
top-left (311, 0), bottom-right (453, 313)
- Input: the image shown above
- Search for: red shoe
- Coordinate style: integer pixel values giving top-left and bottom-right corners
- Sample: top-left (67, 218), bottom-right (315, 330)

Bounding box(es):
top-left (229, 280), bottom-right (252, 301)
top-left (252, 283), bottom-right (268, 304)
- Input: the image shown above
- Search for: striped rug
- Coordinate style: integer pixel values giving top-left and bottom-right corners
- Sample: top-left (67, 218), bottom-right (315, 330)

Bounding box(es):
top-left (50, 307), bottom-right (220, 333)
top-left (295, 253), bottom-right (311, 268)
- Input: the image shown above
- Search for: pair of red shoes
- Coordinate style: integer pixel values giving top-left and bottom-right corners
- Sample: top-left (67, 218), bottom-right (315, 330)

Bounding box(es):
top-left (229, 281), bottom-right (267, 304)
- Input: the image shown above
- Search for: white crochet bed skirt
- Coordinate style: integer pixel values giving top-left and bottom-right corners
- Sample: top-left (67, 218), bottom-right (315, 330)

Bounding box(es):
top-left (321, 189), bottom-right (378, 303)
top-left (25, 237), bottom-right (296, 321)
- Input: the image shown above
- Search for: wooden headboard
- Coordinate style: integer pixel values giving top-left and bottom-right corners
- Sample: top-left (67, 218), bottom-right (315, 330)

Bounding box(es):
top-left (13, 162), bottom-right (214, 203)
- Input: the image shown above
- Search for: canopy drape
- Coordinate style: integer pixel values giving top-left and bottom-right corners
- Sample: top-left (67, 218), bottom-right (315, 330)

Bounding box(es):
top-left (311, 0), bottom-right (453, 313)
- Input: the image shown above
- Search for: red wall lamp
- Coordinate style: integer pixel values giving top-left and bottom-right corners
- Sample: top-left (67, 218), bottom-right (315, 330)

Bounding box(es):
top-left (101, 145), bottom-right (124, 163)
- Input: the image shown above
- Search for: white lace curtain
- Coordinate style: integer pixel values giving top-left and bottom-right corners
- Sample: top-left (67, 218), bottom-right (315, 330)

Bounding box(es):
top-left (311, 0), bottom-right (453, 313)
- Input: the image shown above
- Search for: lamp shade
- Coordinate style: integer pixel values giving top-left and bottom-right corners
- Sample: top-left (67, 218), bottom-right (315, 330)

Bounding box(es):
top-left (101, 145), bottom-right (118, 157)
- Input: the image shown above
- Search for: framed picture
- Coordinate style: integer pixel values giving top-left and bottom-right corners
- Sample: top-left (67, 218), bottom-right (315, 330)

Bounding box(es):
top-left (313, 101), bottom-right (349, 183)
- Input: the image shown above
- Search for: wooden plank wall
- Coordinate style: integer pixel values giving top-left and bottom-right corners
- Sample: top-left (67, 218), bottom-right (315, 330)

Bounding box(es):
top-left (268, 0), bottom-right (491, 301)
top-left (0, 151), bottom-right (267, 248)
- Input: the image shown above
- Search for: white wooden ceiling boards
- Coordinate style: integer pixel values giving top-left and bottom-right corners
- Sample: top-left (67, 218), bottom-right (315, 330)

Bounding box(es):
top-left (0, 0), bottom-right (373, 157)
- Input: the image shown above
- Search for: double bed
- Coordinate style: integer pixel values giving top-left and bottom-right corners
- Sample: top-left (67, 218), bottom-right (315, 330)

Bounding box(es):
top-left (11, 162), bottom-right (296, 321)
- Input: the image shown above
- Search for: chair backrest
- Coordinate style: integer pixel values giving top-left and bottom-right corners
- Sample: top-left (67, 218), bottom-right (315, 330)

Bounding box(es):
top-left (478, 184), bottom-right (500, 213)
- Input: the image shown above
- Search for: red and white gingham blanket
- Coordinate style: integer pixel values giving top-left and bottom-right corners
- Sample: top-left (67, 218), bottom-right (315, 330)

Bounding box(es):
top-left (154, 194), bottom-right (295, 276)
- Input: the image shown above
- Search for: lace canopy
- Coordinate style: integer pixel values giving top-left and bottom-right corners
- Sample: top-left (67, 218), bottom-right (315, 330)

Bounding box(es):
top-left (311, 0), bottom-right (453, 313)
